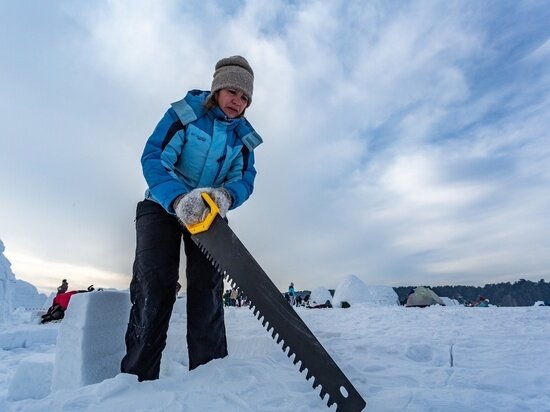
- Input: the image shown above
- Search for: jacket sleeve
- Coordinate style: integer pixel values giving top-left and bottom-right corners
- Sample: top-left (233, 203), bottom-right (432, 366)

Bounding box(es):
top-left (224, 146), bottom-right (257, 210)
top-left (141, 109), bottom-right (191, 213)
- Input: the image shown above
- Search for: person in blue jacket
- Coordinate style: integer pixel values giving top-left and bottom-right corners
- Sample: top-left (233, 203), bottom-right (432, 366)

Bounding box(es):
top-left (288, 282), bottom-right (296, 305)
top-left (121, 55), bottom-right (262, 381)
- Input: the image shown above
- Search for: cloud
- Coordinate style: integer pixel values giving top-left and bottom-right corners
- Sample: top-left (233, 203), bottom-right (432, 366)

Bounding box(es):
top-left (1, 0), bottom-right (548, 292)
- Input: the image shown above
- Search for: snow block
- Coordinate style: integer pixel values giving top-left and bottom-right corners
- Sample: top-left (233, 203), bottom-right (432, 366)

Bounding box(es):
top-left (50, 290), bottom-right (131, 392)
top-left (8, 353), bottom-right (55, 400)
top-left (0, 326), bottom-right (58, 350)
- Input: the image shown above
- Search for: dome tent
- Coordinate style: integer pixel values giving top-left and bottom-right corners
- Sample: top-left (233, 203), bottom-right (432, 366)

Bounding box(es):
top-left (405, 286), bottom-right (445, 307)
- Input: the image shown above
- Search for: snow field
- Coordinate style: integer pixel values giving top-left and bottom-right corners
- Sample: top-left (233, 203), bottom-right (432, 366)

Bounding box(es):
top-left (1, 298), bottom-right (549, 410)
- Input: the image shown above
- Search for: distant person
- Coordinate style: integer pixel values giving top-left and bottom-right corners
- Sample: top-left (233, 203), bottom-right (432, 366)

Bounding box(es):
top-left (475, 295), bottom-right (490, 307)
top-left (288, 282), bottom-right (296, 305)
top-left (57, 279), bottom-right (68, 295)
top-left (42, 285), bottom-right (95, 323)
top-left (223, 290), bottom-right (231, 307)
top-left (230, 288), bottom-right (238, 307)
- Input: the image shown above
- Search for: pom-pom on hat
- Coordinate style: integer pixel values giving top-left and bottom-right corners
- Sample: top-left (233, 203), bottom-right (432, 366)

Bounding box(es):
top-left (209, 55), bottom-right (254, 106)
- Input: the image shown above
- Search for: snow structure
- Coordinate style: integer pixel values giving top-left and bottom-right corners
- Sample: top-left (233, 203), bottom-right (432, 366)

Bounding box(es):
top-left (534, 301), bottom-right (545, 306)
top-left (308, 286), bottom-right (332, 305)
top-left (50, 290), bottom-right (131, 392)
top-left (332, 274), bottom-right (399, 307)
top-left (12, 280), bottom-right (48, 310)
top-left (0, 239), bottom-right (16, 322)
top-left (0, 239), bottom-right (49, 323)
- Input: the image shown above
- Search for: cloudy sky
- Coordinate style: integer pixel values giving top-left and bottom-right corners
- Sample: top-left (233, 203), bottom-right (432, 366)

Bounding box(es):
top-left (1, 0), bottom-right (549, 293)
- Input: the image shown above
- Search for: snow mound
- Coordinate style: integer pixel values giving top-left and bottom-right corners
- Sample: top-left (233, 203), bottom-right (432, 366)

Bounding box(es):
top-left (332, 275), bottom-right (399, 307)
top-left (12, 279), bottom-right (48, 310)
top-left (0, 239), bottom-right (49, 322)
top-left (441, 297), bottom-right (460, 306)
top-left (309, 287), bottom-right (332, 305)
top-left (0, 239), bottom-right (16, 322)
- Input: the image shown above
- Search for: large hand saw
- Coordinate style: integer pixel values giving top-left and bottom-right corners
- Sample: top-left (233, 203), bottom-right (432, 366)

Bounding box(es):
top-left (186, 193), bottom-right (366, 411)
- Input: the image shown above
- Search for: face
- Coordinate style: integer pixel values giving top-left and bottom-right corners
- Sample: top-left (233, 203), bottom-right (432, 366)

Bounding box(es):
top-left (217, 88), bottom-right (249, 118)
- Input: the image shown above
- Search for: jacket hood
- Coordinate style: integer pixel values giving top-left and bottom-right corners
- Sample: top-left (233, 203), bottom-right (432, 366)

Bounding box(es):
top-left (170, 90), bottom-right (263, 151)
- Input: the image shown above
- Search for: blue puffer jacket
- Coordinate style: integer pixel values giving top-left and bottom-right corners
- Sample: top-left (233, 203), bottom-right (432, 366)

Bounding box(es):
top-left (142, 89), bottom-right (263, 213)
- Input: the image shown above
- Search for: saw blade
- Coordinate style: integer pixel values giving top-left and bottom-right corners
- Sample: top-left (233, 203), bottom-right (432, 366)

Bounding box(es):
top-left (192, 215), bottom-right (366, 411)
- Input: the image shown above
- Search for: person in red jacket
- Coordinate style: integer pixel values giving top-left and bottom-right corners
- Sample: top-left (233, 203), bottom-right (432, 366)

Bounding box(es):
top-left (41, 285), bottom-right (95, 323)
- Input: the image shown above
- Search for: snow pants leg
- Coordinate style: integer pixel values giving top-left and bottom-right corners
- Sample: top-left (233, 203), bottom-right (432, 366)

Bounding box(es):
top-left (185, 227), bottom-right (228, 370)
top-left (121, 199), bottom-right (227, 381)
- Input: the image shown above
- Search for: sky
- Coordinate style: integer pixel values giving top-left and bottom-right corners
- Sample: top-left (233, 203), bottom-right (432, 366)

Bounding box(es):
top-left (1, 0), bottom-right (549, 294)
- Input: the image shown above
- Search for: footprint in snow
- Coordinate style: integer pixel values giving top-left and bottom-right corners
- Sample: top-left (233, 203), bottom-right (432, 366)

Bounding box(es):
top-left (405, 344), bottom-right (433, 362)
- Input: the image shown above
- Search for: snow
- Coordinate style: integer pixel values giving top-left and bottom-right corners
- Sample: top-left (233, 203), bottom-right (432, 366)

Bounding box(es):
top-left (332, 274), bottom-right (400, 307)
top-left (1, 294), bottom-right (549, 411)
top-left (12, 281), bottom-right (48, 311)
top-left (309, 287), bottom-right (333, 305)
top-left (8, 353), bottom-right (55, 401)
top-left (0, 239), bottom-right (16, 322)
top-left (440, 296), bottom-right (460, 306)
top-left (0, 240), bottom-right (49, 322)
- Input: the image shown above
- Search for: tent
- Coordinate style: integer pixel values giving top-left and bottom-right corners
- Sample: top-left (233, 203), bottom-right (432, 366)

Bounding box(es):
top-left (405, 287), bottom-right (445, 307)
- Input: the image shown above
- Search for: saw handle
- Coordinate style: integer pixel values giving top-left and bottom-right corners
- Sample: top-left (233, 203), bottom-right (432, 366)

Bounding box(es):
top-left (186, 192), bottom-right (219, 234)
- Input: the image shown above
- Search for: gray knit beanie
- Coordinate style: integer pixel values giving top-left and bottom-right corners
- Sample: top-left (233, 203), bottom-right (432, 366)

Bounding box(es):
top-left (209, 55), bottom-right (254, 106)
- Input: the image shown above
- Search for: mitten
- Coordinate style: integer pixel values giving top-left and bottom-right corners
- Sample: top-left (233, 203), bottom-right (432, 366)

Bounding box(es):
top-left (174, 187), bottom-right (233, 226)
top-left (174, 188), bottom-right (210, 226)
top-left (210, 187), bottom-right (232, 218)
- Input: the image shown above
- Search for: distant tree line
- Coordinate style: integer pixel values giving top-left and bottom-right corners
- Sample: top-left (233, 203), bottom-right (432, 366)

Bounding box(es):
top-left (394, 279), bottom-right (550, 307)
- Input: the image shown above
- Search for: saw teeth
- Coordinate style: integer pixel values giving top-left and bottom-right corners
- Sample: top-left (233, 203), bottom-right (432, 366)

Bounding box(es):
top-left (311, 376), bottom-right (319, 388)
top-left (193, 234), bottom-right (365, 412)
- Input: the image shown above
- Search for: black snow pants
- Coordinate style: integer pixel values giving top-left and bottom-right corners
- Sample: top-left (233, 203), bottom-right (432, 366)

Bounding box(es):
top-left (121, 199), bottom-right (227, 381)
